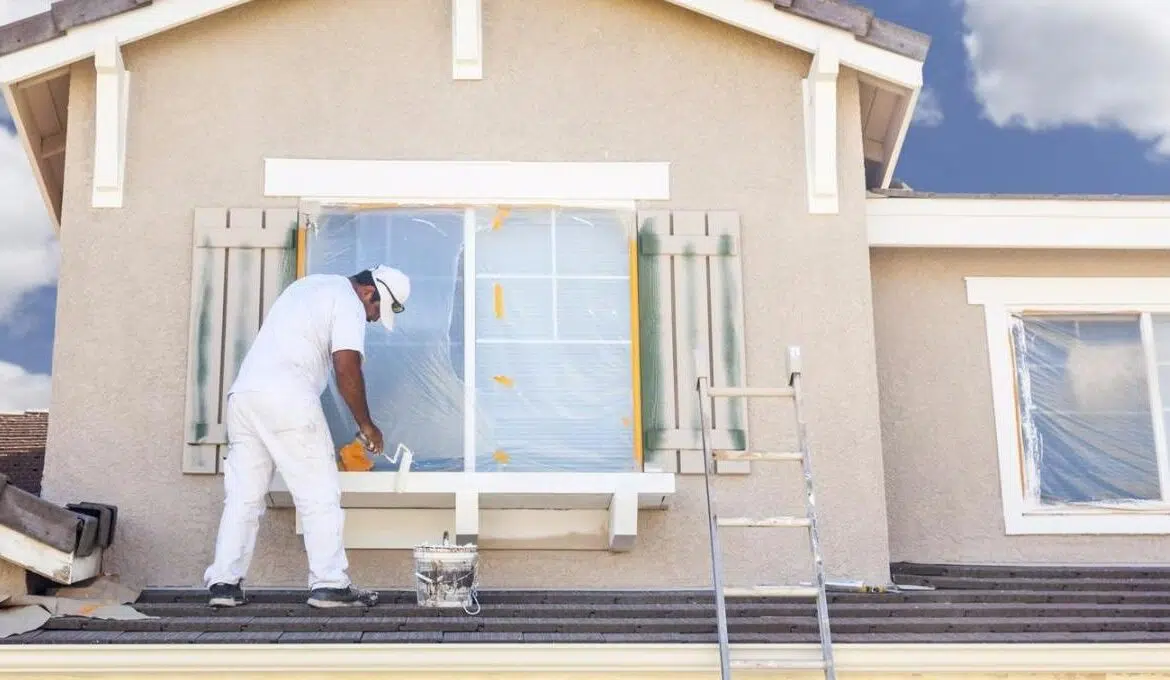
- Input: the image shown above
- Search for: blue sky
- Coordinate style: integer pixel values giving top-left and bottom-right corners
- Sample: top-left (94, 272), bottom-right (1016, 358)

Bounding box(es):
top-left (2, 0), bottom-right (1169, 410)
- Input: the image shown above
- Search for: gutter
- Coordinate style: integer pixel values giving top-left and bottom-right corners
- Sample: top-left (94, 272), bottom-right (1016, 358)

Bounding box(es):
top-left (4, 642), bottom-right (1170, 675)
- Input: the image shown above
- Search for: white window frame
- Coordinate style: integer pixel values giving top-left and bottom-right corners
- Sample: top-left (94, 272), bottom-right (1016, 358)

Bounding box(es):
top-left (262, 158), bottom-right (675, 552)
top-left (967, 276), bottom-right (1170, 535)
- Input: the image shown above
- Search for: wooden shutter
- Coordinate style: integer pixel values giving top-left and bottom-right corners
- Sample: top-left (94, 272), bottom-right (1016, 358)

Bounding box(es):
top-left (182, 207), bottom-right (300, 474)
top-left (637, 210), bottom-right (750, 476)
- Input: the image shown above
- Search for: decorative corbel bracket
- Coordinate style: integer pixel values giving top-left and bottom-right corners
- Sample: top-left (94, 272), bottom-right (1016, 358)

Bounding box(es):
top-left (802, 45), bottom-right (840, 215)
top-left (452, 0), bottom-right (482, 80)
top-left (92, 41), bottom-right (130, 208)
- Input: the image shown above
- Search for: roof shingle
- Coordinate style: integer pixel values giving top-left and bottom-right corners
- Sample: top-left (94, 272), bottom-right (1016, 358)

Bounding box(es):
top-left (5, 563), bottom-right (1170, 645)
top-left (0, 411), bottom-right (48, 455)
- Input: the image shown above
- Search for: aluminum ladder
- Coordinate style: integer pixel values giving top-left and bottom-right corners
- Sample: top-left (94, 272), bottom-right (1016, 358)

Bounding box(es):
top-left (695, 345), bottom-right (835, 679)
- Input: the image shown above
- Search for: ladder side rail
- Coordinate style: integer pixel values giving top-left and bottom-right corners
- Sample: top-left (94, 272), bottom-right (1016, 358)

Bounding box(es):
top-left (790, 353), bottom-right (837, 680)
top-left (697, 375), bottom-right (733, 679)
top-left (696, 369), bottom-right (732, 680)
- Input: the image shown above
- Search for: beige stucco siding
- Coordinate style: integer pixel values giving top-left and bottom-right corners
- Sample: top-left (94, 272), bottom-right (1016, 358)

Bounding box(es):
top-left (873, 247), bottom-right (1170, 564)
top-left (42, 0), bottom-right (889, 588)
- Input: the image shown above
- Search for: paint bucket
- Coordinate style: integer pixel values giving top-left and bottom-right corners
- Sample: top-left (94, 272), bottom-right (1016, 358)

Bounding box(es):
top-left (413, 531), bottom-right (480, 615)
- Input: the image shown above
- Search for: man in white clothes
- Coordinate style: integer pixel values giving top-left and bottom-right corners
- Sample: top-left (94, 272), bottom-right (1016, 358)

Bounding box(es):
top-left (203, 265), bottom-right (411, 609)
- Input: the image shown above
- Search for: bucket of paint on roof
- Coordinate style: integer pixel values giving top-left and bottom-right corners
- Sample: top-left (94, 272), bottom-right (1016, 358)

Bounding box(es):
top-left (414, 531), bottom-right (480, 615)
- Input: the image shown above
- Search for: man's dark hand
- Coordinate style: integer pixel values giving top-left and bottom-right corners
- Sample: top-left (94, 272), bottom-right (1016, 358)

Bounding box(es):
top-left (359, 422), bottom-right (384, 454)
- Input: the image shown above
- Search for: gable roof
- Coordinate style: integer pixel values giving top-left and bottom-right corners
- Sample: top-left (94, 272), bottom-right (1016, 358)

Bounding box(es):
top-left (0, 0), bottom-right (929, 63)
top-left (0, 0), bottom-right (929, 229)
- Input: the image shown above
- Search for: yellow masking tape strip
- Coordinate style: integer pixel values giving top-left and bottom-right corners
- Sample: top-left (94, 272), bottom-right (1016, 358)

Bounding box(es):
top-left (491, 207), bottom-right (511, 231)
top-left (629, 235), bottom-right (644, 467)
top-left (494, 283), bottom-right (504, 318)
top-left (295, 225), bottom-right (307, 279)
top-left (493, 375), bottom-right (514, 388)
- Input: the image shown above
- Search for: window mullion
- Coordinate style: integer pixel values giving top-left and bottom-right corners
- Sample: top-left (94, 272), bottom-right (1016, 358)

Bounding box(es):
top-left (463, 207), bottom-right (477, 474)
top-left (1140, 312), bottom-right (1170, 501)
top-left (550, 208), bottom-right (559, 341)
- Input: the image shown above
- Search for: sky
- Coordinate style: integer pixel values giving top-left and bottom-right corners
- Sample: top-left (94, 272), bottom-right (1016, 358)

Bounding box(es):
top-left (2, 0), bottom-right (1170, 412)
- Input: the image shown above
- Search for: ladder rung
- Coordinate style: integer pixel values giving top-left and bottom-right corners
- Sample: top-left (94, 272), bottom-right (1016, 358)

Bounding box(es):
top-left (731, 659), bottom-right (826, 670)
top-left (713, 450), bottom-right (802, 462)
top-left (707, 386), bottom-right (795, 399)
top-left (718, 516), bottom-right (810, 528)
top-left (723, 585), bottom-right (820, 598)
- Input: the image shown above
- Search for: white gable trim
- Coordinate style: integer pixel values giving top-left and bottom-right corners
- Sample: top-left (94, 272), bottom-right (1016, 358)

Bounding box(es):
top-left (0, 0), bottom-right (254, 83)
top-left (868, 196), bottom-right (1170, 250)
top-left (0, 0), bottom-right (921, 90)
top-left (661, 0), bottom-right (923, 89)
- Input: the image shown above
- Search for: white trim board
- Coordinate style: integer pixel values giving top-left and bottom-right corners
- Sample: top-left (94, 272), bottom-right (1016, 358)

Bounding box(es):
top-left (966, 276), bottom-right (1170, 535)
top-left (660, 0), bottom-right (923, 89)
top-left (5, 642), bottom-right (1170, 675)
top-left (0, 0), bottom-right (255, 84)
top-left (264, 159), bottom-right (671, 203)
top-left (869, 196), bottom-right (1170, 249)
top-left (0, 0), bottom-right (922, 88)
top-left (267, 471), bottom-right (675, 551)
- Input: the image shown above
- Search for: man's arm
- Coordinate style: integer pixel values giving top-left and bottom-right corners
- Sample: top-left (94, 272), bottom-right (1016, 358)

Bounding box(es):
top-left (333, 349), bottom-right (383, 452)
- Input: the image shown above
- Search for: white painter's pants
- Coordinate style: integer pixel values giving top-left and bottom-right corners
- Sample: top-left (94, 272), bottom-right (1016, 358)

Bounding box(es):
top-left (203, 390), bottom-right (350, 590)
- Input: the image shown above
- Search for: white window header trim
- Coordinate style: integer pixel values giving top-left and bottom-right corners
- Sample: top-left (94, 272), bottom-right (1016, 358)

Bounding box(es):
top-left (263, 159), bottom-right (671, 203)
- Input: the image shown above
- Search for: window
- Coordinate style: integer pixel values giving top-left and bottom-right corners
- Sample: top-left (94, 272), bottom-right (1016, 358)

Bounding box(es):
top-left (967, 277), bottom-right (1170, 534)
top-left (305, 205), bottom-right (638, 474)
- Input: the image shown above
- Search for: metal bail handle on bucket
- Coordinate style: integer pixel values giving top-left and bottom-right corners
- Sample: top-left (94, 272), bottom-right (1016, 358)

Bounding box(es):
top-left (414, 531), bottom-right (480, 616)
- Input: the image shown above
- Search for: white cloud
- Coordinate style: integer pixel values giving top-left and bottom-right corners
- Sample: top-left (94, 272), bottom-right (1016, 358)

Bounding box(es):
top-left (911, 86), bottom-right (944, 127)
top-left (961, 0), bottom-right (1170, 156)
top-left (0, 130), bottom-right (57, 323)
top-left (0, 360), bottom-right (50, 411)
top-left (0, 0), bottom-right (51, 24)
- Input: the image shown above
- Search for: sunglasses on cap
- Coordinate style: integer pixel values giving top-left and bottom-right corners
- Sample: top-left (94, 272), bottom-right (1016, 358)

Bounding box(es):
top-left (373, 279), bottom-right (406, 314)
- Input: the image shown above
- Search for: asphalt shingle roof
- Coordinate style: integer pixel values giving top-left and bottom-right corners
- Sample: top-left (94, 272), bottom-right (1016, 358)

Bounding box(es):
top-left (5, 563), bottom-right (1170, 645)
top-left (0, 0), bottom-right (929, 61)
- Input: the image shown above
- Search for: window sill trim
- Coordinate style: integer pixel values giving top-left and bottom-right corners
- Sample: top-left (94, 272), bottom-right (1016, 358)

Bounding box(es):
top-left (1006, 510), bottom-right (1170, 535)
top-left (266, 471), bottom-right (675, 551)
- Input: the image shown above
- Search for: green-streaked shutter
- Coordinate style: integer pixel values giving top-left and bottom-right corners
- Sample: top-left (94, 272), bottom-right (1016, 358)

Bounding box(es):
top-left (181, 207), bottom-right (299, 474)
top-left (637, 210), bottom-right (750, 476)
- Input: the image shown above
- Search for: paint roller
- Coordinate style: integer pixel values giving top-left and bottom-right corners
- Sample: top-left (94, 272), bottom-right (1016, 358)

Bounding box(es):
top-left (338, 434), bottom-right (414, 491)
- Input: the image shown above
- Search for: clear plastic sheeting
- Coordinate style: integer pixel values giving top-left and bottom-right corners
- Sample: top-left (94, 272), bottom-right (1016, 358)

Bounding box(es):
top-left (309, 208), bottom-right (475, 472)
top-left (1010, 313), bottom-right (1161, 506)
top-left (305, 205), bottom-right (637, 473)
top-left (473, 208), bottom-right (635, 472)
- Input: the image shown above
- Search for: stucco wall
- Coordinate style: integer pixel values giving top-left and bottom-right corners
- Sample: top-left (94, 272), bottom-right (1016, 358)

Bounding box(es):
top-left (873, 247), bottom-right (1170, 564)
top-left (42, 0), bottom-right (888, 588)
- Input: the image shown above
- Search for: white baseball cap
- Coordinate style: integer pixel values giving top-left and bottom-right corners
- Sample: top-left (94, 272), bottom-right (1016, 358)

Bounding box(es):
top-left (369, 265), bottom-right (411, 331)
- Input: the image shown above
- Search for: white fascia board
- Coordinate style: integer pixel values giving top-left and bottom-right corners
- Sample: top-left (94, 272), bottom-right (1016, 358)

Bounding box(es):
top-left (6, 643), bottom-right (1170, 674)
top-left (0, 0), bottom-right (256, 84)
top-left (869, 197), bottom-right (1170, 249)
top-left (264, 159), bottom-right (672, 203)
top-left (965, 276), bottom-right (1170, 307)
top-left (660, 0), bottom-right (923, 89)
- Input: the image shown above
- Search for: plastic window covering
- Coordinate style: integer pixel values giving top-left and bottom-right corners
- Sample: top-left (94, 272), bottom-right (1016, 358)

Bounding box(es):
top-left (1009, 312), bottom-right (1165, 507)
top-left (305, 205), bottom-right (636, 473)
